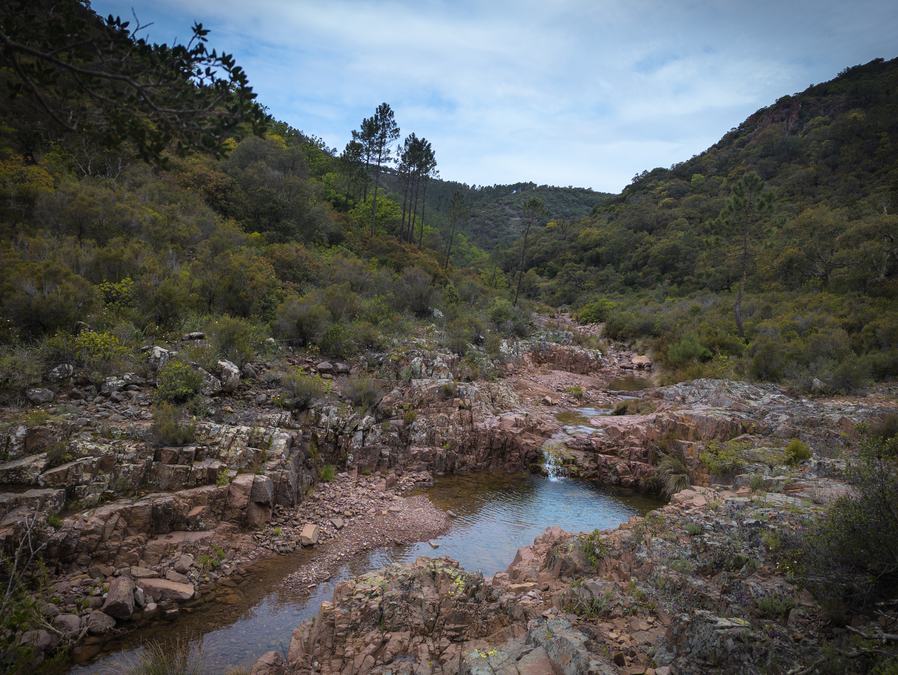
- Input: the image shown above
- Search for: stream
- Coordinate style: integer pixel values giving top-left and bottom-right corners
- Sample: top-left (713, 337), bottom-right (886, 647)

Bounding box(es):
top-left (71, 469), bottom-right (660, 673)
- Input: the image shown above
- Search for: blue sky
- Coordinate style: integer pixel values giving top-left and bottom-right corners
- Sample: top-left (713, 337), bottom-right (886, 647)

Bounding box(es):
top-left (93, 0), bottom-right (898, 192)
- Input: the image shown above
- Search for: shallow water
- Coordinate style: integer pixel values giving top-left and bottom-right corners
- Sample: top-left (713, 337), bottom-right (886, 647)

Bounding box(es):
top-left (71, 473), bottom-right (659, 673)
top-left (607, 375), bottom-right (653, 391)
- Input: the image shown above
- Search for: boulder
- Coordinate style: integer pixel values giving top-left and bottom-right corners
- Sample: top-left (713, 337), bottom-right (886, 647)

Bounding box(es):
top-left (631, 354), bottom-right (653, 369)
top-left (165, 569), bottom-right (190, 584)
top-left (26, 388), bottom-right (55, 404)
top-left (227, 474), bottom-right (256, 513)
top-left (182, 332), bottom-right (205, 341)
top-left (19, 628), bottom-right (58, 652)
top-left (251, 650), bottom-right (286, 675)
top-left (217, 360), bottom-right (241, 392)
top-left (52, 613), bottom-right (82, 637)
top-left (250, 475), bottom-right (275, 505)
top-left (316, 361), bottom-right (334, 375)
top-left (334, 362), bottom-right (351, 375)
top-left (86, 610), bottom-right (116, 635)
top-left (173, 553), bottom-right (195, 574)
top-left (47, 364), bottom-right (74, 381)
top-left (299, 523), bottom-right (319, 546)
top-left (101, 576), bottom-right (135, 619)
top-left (137, 578), bottom-right (195, 602)
top-left (198, 368), bottom-right (222, 395)
top-left (0, 453), bottom-right (49, 485)
top-left (146, 346), bottom-right (175, 371)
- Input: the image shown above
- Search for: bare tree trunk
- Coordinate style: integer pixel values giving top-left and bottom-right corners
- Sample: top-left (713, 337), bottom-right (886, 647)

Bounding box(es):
top-left (513, 223), bottom-right (532, 307)
top-left (417, 178), bottom-right (429, 247)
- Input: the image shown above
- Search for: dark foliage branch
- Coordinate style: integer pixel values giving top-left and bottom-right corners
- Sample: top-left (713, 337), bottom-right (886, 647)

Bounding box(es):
top-left (0, 0), bottom-right (267, 161)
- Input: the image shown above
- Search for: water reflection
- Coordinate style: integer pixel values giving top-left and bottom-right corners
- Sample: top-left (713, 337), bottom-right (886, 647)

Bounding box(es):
top-left (72, 474), bottom-right (659, 673)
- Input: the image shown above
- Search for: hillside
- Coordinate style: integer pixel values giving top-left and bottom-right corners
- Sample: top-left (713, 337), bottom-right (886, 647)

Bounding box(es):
top-left (509, 57), bottom-right (898, 391)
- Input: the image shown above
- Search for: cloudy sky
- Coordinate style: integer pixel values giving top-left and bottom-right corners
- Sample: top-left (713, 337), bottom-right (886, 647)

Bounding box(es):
top-left (94, 0), bottom-right (898, 192)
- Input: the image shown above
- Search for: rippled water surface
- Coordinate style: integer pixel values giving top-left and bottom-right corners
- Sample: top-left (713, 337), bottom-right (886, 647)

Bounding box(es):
top-left (72, 473), bottom-right (659, 673)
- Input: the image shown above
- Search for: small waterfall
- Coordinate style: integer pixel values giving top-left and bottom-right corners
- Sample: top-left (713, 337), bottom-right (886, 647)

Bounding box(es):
top-left (543, 447), bottom-right (565, 481)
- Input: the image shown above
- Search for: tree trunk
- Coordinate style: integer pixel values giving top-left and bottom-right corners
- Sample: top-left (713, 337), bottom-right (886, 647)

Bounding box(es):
top-left (370, 159), bottom-right (381, 236)
top-left (417, 178), bottom-right (429, 247)
top-left (513, 223), bottom-right (532, 307)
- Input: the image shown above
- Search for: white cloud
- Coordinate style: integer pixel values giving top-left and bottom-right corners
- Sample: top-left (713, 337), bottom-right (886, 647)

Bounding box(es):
top-left (98, 0), bottom-right (898, 191)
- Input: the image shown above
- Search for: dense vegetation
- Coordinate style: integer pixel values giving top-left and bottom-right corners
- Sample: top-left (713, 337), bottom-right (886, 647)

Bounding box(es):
top-left (507, 58), bottom-right (898, 392)
top-left (0, 1), bottom-right (535, 405)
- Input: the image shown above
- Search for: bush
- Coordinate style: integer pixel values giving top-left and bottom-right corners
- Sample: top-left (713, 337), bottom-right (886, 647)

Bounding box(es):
top-left (156, 360), bottom-right (203, 403)
top-left (74, 330), bottom-right (129, 373)
top-left (784, 438), bottom-right (811, 465)
top-left (700, 440), bottom-right (747, 479)
top-left (341, 375), bottom-right (381, 410)
top-left (656, 452), bottom-right (691, 497)
top-left (208, 315), bottom-right (260, 366)
top-left (665, 334), bottom-right (711, 368)
top-left (799, 422), bottom-right (898, 613)
top-left (0, 346), bottom-right (42, 403)
top-left (274, 295), bottom-right (329, 346)
top-left (150, 403), bottom-right (196, 446)
top-left (575, 297), bottom-right (618, 324)
top-left (280, 369), bottom-right (329, 409)
top-left (320, 464), bottom-right (336, 482)
top-left (394, 267), bottom-right (434, 316)
top-left (319, 322), bottom-right (356, 358)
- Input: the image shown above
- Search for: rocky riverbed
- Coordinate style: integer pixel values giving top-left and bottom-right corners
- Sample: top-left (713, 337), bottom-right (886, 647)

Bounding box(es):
top-left (1, 318), bottom-right (896, 672)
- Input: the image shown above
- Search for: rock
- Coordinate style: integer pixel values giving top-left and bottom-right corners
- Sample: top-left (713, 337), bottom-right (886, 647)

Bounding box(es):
top-left (26, 388), bottom-right (55, 404)
top-left (52, 613), bottom-right (82, 637)
top-left (146, 346), bottom-right (175, 371)
top-left (316, 361), bottom-right (334, 375)
top-left (250, 475), bottom-right (275, 505)
top-left (251, 650), bottom-right (286, 675)
top-left (20, 628), bottom-right (58, 652)
top-left (334, 362), bottom-right (351, 375)
top-left (299, 523), bottom-right (319, 546)
top-left (101, 576), bottom-right (135, 619)
top-left (217, 360), bottom-right (241, 392)
top-left (631, 354), bottom-right (653, 369)
top-left (198, 368), bottom-right (222, 395)
top-left (137, 578), bottom-right (195, 602)
top-left (47, 363), bottom-right (74, 381)
top-left (182, 332), bottom-right (205, 341)
top-left (0, 454), bottom-right (49, 485)
top-left (330, 517), bottom-right (345, 530)
top-left (86, 610), bottom-right (116, 635)
top-left (165, 569), bottom-right (190, 584)
top-left (227, 474), bottom-right (256, 514)
top-left (134, 586), bottom-right (146, 609)
top-left (173, 553), bottom-right (195, 574)
top-left (130, 566), bottom-right (159, 579)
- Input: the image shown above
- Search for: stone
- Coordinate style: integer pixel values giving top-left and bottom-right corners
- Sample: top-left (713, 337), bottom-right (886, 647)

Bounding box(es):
top-left (334, 362), bottom-right (351, 375)
top-left (134, 586), bottom-right (146, 609)
top-left (165, 569), bottom-right (190, 584)
top-left (146, 346), bottom-right (175, 371)
top-left (52, 613), bottom-right (82, 637)
top-left (250, 475), bottom-right (275, 505)
top-left (86, 610), bottom-right (116, 635)
top-left (26, 388), bottom-right (55, 404)
top-left (130, 566), bottom-right (159, 579)
top-left (20, 629), bottom-right (58, 652)
top-left (631, 354), bottom-right (653, 369)
top-left (251, 650), bottom-right (286, 675)
top-left (330, 517), bottom-right (345, 529)
top-left (198, 368), bottom-right (222, 395)
top-left (217, 359), bottom-right (241, 392)
top-left (102, 576), bottom-right (135, 619)
top-left (182, 331), bottom-right (205, 341)
top-left (299, 523), bottom-right (320, 546)
top-left (47, 363), bottom-right (75, 381)
top-left (316, 361), bottom-right (334, 375)
top-left (137, 578), bottom-right (195, 602)
top-left (0, 453), bottom-right (49, 485)
top-left (227, 474), bottom-right (256, 513)
top-left (173, 553), bottom-right (195, 574)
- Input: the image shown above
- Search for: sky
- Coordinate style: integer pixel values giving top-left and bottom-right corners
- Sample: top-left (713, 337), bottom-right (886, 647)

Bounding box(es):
top-left (93, 0), bottom-right (898, 192)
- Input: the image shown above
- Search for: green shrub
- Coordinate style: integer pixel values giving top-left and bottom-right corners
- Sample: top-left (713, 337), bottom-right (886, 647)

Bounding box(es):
top-left (216, 468), bottom-right (231, 486)
top-left (280, 369), bottom-right (329, 409)
top-left (319, 323), bottom-right (356, 358)
top-left (74, 330), bottom-right (129, 372)
top-left (656, 452), bottom-right (691, 497)
top-left (784, 438), bottom-right (811, 465)
top-left (755, 594), bottom-right (796, 621)
top-left (665, 334), bottom-right (711, 368)
top-left (208, 315), bottom-right (261, 366)
top-left (320, 464), bottom-right (336, 482)
top-left (155, 360), bottom-right (203, 403)
top-left (566, 385), bottom-right (585, 400)
top-left (150, 403), bottom-right (196, 446)
top-left (800, 424), bottom-right (898, 613)
top-left (0, 346), bottom-right (42, 403)
top-left (341, 375), bottom-right (381, 410)
top-left (273, 295), bottom-right (329, 346)
top-left (574, 297), bottom-right (618, 324)
top-left (578, 530), bottom-right (608, 567)
top-left (700, 440), bottom-right (747, 479)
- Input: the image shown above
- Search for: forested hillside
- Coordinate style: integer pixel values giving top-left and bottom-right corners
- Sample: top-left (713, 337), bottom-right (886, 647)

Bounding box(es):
top-left (0, 1), bottom-right (532, 404)
top-left (509, 57), bottom-right (898, 392)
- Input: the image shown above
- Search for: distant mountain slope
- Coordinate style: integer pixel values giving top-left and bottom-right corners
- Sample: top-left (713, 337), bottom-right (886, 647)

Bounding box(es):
top-left (380, 173), bottom-right (611, 251)
top-left (519, 56), bottom-right (898, 299)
